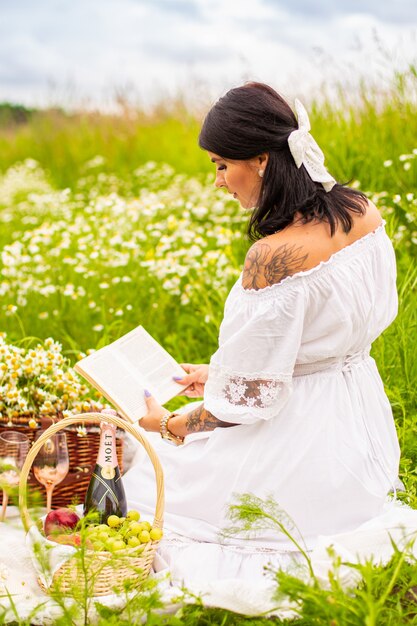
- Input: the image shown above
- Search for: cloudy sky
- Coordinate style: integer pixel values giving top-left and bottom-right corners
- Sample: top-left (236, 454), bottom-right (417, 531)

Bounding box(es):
top-left (1, 0), bottom-right (416, 110)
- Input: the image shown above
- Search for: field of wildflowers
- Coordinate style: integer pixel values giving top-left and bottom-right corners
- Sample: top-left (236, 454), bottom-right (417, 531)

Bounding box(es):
top-left (0, 69), bottom-right (417, 623)
top-left (0, 159), bottom-right (246, 360)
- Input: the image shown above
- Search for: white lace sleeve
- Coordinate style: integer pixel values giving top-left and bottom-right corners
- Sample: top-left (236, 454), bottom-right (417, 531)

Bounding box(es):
top-left (204, 284), bottom-right (306, 425)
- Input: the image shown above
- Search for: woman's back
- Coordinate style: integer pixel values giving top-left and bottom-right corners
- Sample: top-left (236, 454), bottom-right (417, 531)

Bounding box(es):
top-left (242, 200), bottom-right (383, 290)
top-left (229, 218), bottom-right (397, 367)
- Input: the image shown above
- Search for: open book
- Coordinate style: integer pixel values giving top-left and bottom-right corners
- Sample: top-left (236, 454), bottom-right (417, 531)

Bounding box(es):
top-left (74, 326), bottom-right (188, 423)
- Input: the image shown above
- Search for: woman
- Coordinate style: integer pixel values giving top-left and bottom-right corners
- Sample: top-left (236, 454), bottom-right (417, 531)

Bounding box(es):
top-left (123, 82), bottom-right (402, 585)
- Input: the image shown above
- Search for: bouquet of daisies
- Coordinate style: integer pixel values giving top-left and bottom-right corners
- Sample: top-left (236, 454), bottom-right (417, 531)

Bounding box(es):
top-left (0, 334), bottom-right (101, 426)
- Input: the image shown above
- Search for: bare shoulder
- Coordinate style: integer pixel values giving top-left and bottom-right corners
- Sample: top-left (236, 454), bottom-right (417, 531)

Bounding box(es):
top-left (242, 235), bottom-right (309, 290)
top-left (241, 200), bottom-right (383, 291)
top-left (354, 198), bottom-right (382, 232)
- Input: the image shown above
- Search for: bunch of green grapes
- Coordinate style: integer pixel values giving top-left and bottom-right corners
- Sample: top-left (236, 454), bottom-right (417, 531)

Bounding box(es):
top-left (85, 510), bottom-right (163, 552)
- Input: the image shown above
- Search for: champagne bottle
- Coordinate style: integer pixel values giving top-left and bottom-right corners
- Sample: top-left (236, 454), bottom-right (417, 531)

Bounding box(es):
top-left (84, 414), bottom-right (127, 524)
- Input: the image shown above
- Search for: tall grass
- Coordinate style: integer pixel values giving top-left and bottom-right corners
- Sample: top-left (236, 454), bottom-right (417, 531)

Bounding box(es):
top-left (0, 107), bottom-right (207, 188)
top-left (0, 65), bottom-right (416, 189)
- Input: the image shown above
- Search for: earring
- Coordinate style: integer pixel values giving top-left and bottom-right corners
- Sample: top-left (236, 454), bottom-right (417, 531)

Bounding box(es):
top-left (258, 169), bottom-right (264, 178)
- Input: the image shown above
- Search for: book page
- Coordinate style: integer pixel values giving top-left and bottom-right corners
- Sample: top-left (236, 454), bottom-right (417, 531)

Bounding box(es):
top-left (74, 326), bottom-right (187, 422)
top-left (75, 351), bottom-right (148, 421)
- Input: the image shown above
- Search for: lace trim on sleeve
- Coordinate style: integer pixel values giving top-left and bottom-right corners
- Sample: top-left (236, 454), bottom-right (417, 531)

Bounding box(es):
top-left (223, 375), bottom-right (288, 408)
top-left (205, 363), bottom-right (292, 419)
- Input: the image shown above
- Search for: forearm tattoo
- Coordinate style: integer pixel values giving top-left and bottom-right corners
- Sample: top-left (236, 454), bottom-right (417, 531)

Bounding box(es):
top-left (185, 404), bottom-right (235, 433)
top-left (242, 241), bottom-right (308, 290)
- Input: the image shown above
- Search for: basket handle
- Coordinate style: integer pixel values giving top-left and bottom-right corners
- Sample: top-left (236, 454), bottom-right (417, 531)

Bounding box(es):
top-left (18, 412), bottom-right (164, 532)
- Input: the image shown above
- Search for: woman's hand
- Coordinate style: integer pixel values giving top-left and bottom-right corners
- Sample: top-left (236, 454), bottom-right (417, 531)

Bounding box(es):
top-left (139, 390), bottom-right (169, 433)
top-left (173, 364), bottom-right (209, 398)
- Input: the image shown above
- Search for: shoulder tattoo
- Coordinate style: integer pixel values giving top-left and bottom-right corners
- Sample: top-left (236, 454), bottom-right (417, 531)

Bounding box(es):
top-left (242, 241), bottom-right (309, 290)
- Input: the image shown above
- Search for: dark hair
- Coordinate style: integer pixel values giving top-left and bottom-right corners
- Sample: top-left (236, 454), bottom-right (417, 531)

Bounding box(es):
top-left (199, 82), bottom-right (367, 241)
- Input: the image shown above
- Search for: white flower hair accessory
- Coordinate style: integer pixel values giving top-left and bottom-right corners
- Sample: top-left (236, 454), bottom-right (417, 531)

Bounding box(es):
top-left (288, 99), bottom-right (336, 192)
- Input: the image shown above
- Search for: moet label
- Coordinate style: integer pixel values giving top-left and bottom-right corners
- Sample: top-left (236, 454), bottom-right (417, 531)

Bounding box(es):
top-left (101, 465), bottom-right (116, 480)
top-left (98, 423), bottom-right (117, 480)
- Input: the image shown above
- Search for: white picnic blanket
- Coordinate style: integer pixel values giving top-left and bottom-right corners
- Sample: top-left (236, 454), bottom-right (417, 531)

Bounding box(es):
top-left (1, 501), bottom-right (417, 624)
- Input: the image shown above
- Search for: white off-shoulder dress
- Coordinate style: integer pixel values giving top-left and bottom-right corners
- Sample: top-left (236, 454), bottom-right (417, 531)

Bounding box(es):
top-left (2, 222), bottom-right (414, 620)
top-left (124, 222), bottom-right (405, 585)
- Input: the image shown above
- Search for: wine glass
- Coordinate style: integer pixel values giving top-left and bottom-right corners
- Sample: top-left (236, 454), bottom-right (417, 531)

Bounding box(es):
top-left (0, 431), bottom-right (30, 521)
top-left (32, 431), bottom-right (69, 513)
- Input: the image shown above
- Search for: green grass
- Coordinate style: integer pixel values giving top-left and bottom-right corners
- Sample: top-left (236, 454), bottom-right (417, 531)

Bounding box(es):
top-left (0, 66), bottom-right (416, 624)
top-left (0, 107), bottom-right (208, 189)
top-left (0, 66), bottom-right (416, 191)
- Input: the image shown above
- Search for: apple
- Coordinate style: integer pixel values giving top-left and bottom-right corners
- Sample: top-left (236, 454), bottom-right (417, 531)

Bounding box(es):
top-left (44, 508), bottom-right (80, 536)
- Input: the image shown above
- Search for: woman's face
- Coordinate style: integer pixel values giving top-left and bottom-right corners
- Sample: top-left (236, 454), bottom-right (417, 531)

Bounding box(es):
top-left (208, 151), bottom-right (267, 210)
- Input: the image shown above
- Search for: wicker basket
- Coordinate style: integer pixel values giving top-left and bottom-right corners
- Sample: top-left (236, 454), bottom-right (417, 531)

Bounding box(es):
top-left (19, 412), bottom-right (164, 596)
top-left (0, 414), bottom-right (124, 509)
